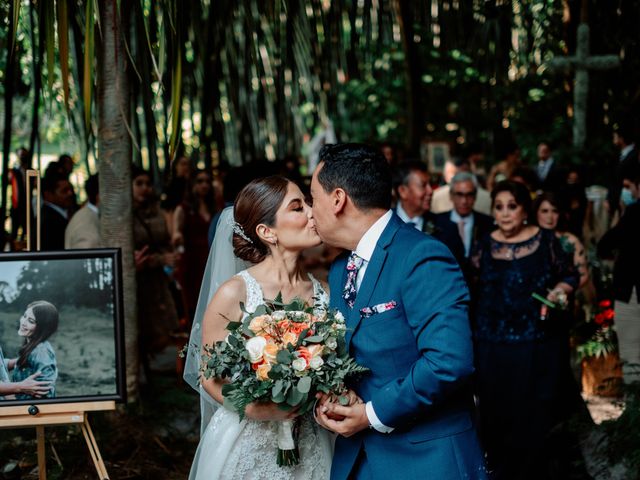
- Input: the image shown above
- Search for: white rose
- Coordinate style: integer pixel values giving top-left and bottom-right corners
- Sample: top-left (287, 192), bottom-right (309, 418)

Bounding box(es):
top-left (292, 358), bottom-right (307, 372)
top-left (309, 356), bottom-right (324, 370)
top-left (271, 310), bottom-right (286, 320)
top-left (245, 336), bottom-right (267, 363)
top-left (326, 337), bottom-right (337, 350)
top-left (334, 311), bottom-right (345, 323)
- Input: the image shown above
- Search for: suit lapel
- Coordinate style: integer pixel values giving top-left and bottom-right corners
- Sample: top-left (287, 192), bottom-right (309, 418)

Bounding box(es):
top-left (345, 215), bottom-right (403, 347)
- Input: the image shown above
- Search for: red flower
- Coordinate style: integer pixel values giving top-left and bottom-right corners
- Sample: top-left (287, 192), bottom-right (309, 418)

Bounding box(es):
top-left (599, 300), bottom-right (612, 308)
top-left (594, 313), bottom-right (605, 325)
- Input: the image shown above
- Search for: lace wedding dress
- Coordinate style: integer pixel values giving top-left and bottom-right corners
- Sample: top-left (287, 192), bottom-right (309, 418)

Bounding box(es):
top-left (189, 270), bottom-right (333, 480)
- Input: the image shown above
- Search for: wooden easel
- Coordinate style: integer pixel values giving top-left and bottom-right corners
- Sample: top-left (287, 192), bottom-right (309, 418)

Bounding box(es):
top-left (0, 169), bottom-right (112, 479)
top-left (0, 401), bottom-right (114, 479)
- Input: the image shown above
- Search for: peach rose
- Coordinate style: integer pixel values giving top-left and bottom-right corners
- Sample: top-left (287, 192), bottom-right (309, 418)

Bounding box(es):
top-left (263, 343), bottom-right (279, 363)
top-left (256, 363), bottom-right (272, 380)
top-left (249, 315), bottom-right (271, 334)
top-left (283, 331), bottom-right (298, 346)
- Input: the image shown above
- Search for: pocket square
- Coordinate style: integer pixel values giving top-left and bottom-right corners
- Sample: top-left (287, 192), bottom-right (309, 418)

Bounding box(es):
top-left (360, 301), bottom-right (397, 319)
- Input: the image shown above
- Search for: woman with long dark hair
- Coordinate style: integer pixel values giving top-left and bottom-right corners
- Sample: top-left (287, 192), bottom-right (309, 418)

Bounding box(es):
top-left (6, 301), bottom-right (59, 399)
top-left (173, 169), bottom-right (216, 323)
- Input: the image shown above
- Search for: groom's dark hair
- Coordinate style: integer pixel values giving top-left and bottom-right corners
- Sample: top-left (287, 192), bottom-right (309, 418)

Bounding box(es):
top-left (317, 143), bottom-right (392, 210)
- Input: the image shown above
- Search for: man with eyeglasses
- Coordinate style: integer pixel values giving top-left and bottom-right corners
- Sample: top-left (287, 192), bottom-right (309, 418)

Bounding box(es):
top-left (435, 172), bottom-right (494, 281)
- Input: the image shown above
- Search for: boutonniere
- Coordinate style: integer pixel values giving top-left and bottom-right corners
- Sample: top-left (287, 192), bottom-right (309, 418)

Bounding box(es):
top-left (424, 221), bottom-right (439, 236)
top-left (360, 301), bottom-right (397, 319)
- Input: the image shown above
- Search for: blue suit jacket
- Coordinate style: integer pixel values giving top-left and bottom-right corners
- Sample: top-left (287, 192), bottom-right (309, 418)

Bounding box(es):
top-left (328, 214), bottom-right (486, 480)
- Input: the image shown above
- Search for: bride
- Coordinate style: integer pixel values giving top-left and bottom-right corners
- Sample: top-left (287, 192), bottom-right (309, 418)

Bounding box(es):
top-left (184, 176), bottom-right (333, 479)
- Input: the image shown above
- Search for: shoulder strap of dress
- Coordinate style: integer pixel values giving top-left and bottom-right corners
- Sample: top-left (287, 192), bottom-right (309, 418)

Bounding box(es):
top-left (236, 270), bottom-right (263, 312)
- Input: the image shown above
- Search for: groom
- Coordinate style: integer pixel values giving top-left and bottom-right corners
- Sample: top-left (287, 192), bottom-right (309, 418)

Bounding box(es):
top-left (311, 144), bottom-right (486, 479)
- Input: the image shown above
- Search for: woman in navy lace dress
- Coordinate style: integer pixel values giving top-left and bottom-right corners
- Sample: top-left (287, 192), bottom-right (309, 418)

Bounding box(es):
top-left (472, 181), bottom-right (579, 480)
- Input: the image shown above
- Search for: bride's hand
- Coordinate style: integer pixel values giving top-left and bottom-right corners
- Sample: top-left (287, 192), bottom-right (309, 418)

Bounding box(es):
top-left (245, 402), bottom-right (298, 422)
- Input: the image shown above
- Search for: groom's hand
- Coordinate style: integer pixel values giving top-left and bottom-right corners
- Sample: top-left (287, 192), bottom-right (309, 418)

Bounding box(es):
top-left (316, 402), bottom-right (370, 437)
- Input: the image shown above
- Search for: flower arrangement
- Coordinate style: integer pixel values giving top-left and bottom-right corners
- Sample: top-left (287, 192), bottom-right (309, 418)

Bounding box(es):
top-left (200, 294), bottom-right (368, 466)
top-left (577, 299), bottom-right (617, 360)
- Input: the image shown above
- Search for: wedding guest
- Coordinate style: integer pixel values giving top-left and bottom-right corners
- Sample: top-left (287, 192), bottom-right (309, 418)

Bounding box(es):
top-left (0, 344), bottom-right (52, 399)
top-left (6, 301), bottom-right (59, 400)
top-left (435, 172), bottom-right (494, 282)
top-left (535, 142), bottom-right (566, 194)
top-left (38, 173), bottom-right (75, 251)
top-left (132, 168), bottom-right (179, 376)
top-left (472, 180), bottom-right (580, 479)
top-left (392, 160), bottom-right (437, 233)
top-left (487, 142), bottom-right (521, 191)
top-left (534, 192), bottom-right (589, 289)
top-left (432, 158), bottom-right (492, 215)
top-left (608, 124), bottom-right (638, 217)
top-left (161, 156), bottom-right (192, 236)
top-left (598, 163), bottom-right (640, 383)
top-left (562, 165), bottom-right (588, 239)
top-left (65, 174), bottom-right (101, 249)
top-left (173, 169), bottom-right (215, 323)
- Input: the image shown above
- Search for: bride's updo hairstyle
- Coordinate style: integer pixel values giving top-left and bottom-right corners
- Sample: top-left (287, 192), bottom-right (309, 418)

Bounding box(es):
top-left (233, 175), bottom-right (290, 263)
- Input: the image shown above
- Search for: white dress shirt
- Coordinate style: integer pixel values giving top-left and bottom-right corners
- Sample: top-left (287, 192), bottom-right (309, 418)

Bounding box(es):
top-left (350, 209), bottom-right (395, 433)
top-left (620, 144), bottom-right (636, 161)
top-left (450, 210), bottom-right (474, 258)
top-left (43, 201), bottom-right (69, 220)
top-left (395, 203), bottom-right (423, 231)
top-left (537, 157), bottom-right (554, 181)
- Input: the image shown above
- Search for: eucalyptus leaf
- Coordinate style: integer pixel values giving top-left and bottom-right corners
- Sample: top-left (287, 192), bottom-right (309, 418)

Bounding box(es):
top-left (297, 376), bottom-right (311, 394)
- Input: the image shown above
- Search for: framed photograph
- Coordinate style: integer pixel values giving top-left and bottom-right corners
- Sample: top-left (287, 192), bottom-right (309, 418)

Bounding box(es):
top-left (0, 249), bottom-right (126, 407)
top-left (421, 141), bottom-right (451, 174)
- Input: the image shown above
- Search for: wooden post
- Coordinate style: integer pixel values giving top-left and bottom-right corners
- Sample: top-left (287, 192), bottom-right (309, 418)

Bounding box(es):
top-left (25, 169), bottom-right (41, 252)
top-left (36, 425), bottom-right (46, 480)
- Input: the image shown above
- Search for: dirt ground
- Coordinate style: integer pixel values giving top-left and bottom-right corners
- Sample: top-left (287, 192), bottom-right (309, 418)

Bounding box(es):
top-left (0, 365), bottom-right (200, 479)
top-left (0, 347), bottom-right (629, 479)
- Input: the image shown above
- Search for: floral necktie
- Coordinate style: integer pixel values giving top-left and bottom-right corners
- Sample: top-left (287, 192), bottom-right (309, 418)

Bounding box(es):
top-left (343, 252), bottom-right (364, 308)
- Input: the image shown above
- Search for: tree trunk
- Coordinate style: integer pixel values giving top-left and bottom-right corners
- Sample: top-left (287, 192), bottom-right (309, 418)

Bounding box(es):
top-left (97, 0), bottom-right (138, 400)
top-left (395, 0), bottom-right (423, 157)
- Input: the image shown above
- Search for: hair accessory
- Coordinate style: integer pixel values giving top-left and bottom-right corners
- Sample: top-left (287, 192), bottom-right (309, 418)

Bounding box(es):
top-left (232, 221), bottom-right (253, 244)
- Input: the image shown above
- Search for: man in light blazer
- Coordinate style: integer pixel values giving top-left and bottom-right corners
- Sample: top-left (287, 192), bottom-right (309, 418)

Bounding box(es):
top-left (311, 144), bottom-right (486, 480)
top-left (65, 174), bottom-right (102, 249)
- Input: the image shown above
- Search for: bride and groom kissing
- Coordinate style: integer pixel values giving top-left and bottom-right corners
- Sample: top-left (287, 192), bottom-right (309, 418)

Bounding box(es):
top-left (187, 143), bottom-right (487, 479)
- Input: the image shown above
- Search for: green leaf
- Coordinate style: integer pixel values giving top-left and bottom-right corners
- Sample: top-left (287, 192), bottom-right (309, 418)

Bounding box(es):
top-left (304, 335), bottom-right (323, 343)
top-left (56, 0), bottom-right (70, 113)
top-left (272, 379), bottom-right (284, 397)
top-left (286, 386), bottom-right (303, 406)
top-left (276, 349), bottom-right (293, 365)
top-left (226, 321), bottom-right (242, 332)
top-left (82, 0), bottom-right (95, 131)
top-left (297, 376), bottom-right (311, 394)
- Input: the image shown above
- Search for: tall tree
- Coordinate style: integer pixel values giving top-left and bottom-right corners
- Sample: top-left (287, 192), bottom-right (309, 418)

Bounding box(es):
top-left (96, 0), bottom-right (138, 399)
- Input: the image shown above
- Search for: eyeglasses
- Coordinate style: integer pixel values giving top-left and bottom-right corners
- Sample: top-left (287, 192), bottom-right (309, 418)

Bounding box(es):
top-left (452, 191), bottom-right (476, 199)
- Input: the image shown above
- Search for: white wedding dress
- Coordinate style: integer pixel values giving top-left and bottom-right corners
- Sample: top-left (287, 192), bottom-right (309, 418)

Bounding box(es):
top-left (189, 270), bottom-right (333, 480)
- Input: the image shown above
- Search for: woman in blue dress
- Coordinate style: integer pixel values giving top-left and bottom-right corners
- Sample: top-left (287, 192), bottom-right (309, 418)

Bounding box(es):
top-left (472, 181), bottom-right (581, 479)
top-left (6, 301), bottom-right (59, 400)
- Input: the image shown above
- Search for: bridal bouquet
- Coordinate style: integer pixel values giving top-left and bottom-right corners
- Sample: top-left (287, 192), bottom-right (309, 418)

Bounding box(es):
top-left (200, 294), bottom-right (368, 466)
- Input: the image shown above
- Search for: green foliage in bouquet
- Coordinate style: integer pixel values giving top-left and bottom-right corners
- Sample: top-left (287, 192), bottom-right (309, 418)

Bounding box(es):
top-left (200, 293), bottom-right (369, 421)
